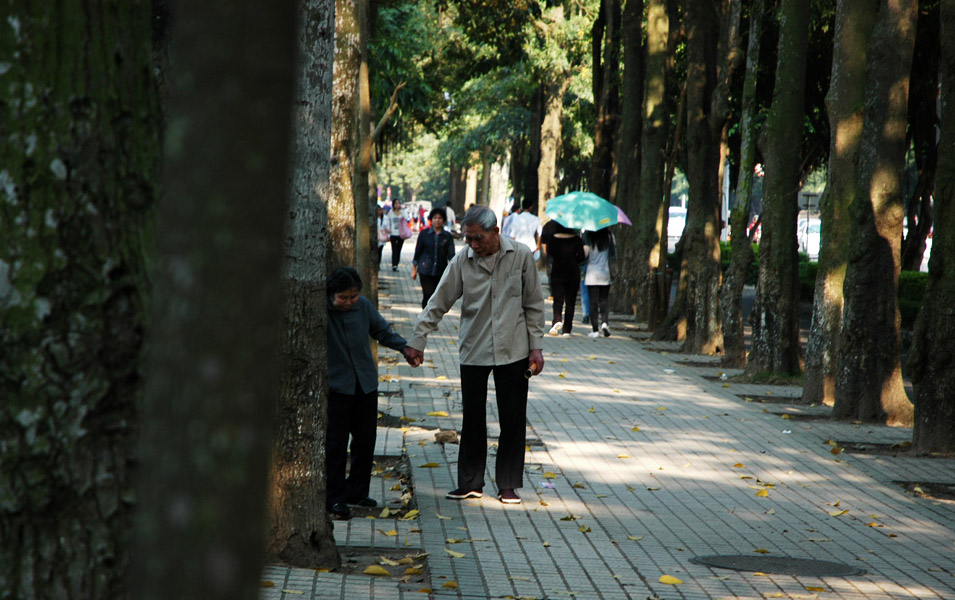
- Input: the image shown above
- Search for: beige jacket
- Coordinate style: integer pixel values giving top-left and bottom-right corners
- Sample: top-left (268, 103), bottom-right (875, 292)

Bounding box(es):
top-left (409, 236), bottom-right (545, 366)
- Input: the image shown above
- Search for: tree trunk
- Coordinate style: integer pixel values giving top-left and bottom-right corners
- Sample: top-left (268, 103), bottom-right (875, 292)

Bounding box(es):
top-left (330, 0), bottom-right (360, 270)
top-left (524, 85), bottom-right (544, 210)
top-left (0, 4), bottom-right (160, 596)
top-left (480, 145), bottom-right (492, 205)
top-left (901, 0), bottom-right (939, 272)
top-left (720, 0), bottom-right (765, 368)
top-left (612, 0), bottom-right (644, 317)
top-left (354, 0), bottom-right (376, 290)
top-left (908, 0), bottom-right (955, 452)
top-left (747, 0), bottom-right (809, 375)
top-left (539, 58), bottom-right (570, 209)
top-left (804, 0), bottom-right (878, 405)
top-left (590, 0), bottom-right (621, 200)
top-left (656, 0), bottom-right (724, 354)
top-left (265, 0), bottom-right (339, 569)
top-left (834, 0), bottom-right (917, 426)
top-left (132, 2), bottom-right (296, 599)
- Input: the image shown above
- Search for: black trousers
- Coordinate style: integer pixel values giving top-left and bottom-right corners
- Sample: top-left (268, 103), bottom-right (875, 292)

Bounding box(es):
top-left (376, 244), bottom-right (384, 270)
top-left (458, 359), bottom-right (528, 492)
top-left (389, 235), bottom-right (404, 267)
top-left (419, 274), bottom-right (441, 308)
top-left (588, 284), bottom-right (610, 330)
top-left (325, 388), bottom-right (378, 505)
top-left (550, 275), bottom-right (580, 333)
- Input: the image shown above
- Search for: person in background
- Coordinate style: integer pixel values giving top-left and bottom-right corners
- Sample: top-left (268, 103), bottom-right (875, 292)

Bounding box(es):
top-left (405, 205), bottom-right (546, 505)
top-left (376, 205), bottom-right (388, 271)
top-left (508, 201), bottom-right (542, 260)
top-left (582, 228), bottom-right (615, 338)
top-left (542, 221), bottom-right (584, 336)
top-left (325, 267), bottom-right (419, 519)
top-left (445, 204), bottom-right (457, 235)
top-left (384, 200), bottom-right (408, 271)
top-left (412, 207), bottom-right (456, 308)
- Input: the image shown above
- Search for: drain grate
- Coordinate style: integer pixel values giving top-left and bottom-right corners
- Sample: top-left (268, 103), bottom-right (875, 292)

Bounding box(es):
top-left (690, 555), bottom-right (865, 577)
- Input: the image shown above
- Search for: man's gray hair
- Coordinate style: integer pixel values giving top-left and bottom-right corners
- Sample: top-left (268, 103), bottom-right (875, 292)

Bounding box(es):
top-left (461, 205), bottom-right (497, 230)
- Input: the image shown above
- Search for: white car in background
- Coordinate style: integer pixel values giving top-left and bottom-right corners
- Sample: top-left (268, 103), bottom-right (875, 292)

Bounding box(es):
top-left (667, 207), bottom-right (686, 253)
top-left (798, 218), bottom-right (821, 260)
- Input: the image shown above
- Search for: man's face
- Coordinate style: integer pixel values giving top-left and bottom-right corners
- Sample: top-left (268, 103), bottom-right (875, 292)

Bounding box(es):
top-left (431, 214), bottom-right (445, 229)
top-left (464, 223), bottom-right (501, 257)
top-left (332, 288), bottom-right (360, 311)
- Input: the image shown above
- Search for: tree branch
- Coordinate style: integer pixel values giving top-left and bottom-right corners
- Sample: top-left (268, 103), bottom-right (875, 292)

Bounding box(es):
top-left (370, 81), bottom-right (407, 143)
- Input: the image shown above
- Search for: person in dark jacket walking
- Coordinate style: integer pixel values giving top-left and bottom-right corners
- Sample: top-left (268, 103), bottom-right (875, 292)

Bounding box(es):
top-left (411, 207), bottom-right (456, 308)
top-left (326, 267), bottom-right (418, 519)
top-left (541, 222), bottom-right (585, 336)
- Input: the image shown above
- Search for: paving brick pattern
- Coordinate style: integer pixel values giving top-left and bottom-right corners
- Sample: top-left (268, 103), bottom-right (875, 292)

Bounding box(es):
top-left (262, 238), bottom-right (955, 600)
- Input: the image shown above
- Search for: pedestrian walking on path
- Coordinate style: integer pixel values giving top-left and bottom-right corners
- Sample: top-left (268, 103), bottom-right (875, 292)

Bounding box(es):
top-left (324, 267), bottom-right (418, 520)
top-left (541, 221), bottom-right (585, 336)
top-left (583, 228), bottom-right (616, 337)
top-left (411, 207), bottom-right (455, 308)
top-left (404, 205), bottom-right (546, 505)
top-left (383, 200), bottom-right (410, 271)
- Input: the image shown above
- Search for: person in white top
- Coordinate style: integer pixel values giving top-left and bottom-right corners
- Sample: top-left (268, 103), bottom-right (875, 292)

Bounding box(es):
top-left (582, 228), bottom-right (615, 338)
top-left (383, 200), bottom-right (408, 271)
top-left (507, 202), bottom-right (542, 260)
top-left (444, 204), bottom-right (456, 234)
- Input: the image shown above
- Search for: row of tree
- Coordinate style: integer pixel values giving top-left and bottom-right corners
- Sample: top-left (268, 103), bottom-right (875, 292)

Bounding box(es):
top-left (367, 0), bottom-right (953, 450)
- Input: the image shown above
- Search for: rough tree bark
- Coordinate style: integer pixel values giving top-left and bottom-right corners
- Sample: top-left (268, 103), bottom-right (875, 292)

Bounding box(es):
top-left (654, 0), bottom-right (724, 355)
top-left (747, 0), bottom-right (809, 375)
top-left (330, 0), bottom-right (360, 270)
top-left (720, 0), bottom-right (765, 368)
top-left (0, 4), bottom-right (161, 597)
top-left (906, 0), bottom-right (955, 453)
top-left (804, 0), bottom-right (878, 405)
top-left (265, 0), bottom-right (339, 568)
top-left (538, 6), bottom-right (570, 211)
top-left (132, 2), bottom-right (297, 599)
top-left (612, 0), bottom-right (645, 317)
top-left (834, 0), bottom-right (916, 426)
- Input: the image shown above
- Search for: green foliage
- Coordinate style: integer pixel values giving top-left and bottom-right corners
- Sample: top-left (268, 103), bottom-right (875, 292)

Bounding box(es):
top-left (719, 241), bottom-right (760, 285)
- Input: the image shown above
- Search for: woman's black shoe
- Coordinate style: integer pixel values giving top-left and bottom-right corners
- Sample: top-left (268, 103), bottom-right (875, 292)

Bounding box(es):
top-left (348, 497), bottom-right (378, 507)
top-left (327, 502), bottom-right (351, 519)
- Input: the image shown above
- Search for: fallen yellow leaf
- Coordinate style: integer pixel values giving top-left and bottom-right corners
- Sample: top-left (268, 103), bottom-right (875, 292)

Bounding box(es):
top-left (434, 376), bottom-right (447, 380)
top-left (416, 588), bottom-right (433, 594)
top-left (732, 463), bottom-right (745, 468)
top-left (627, 535), bottom-right (644, 541)
top-left (866, 522), bottom-right (884, 527)
top-left (656, 406), bottom-right (667, 411)
top-left (829, 510), bottom-right (849, 517)
top-left (405, 567), bottom-right (423, 575)
top-left (441, 581), bottom-right (458, 589)
top-left (631, 426), bottom-right (640, 432)
top-left (558, 372), bottom-right (567, 378)
top-left (402, 509), bottom-right (420, 520)
top-left (753, 548), bottom-right (771, 554)
top-left (659, 575), bottom-right (683, 585)
top-left (427, 411), bottom-right (449, 417)
top-left (831, 446), bottom-right (843, 455)
top-left (364, 565), bottom-right (390, 576)
top-left (543, 472), bottom-right (558, 479)
top-left (446, 538), bottom-right (464, 544)
top-left (806, 586), bottom-right (826, 592)
top-left (259, 581), bottom-right (275, 588)
top-left (578, 524), bottom-right (591, 532)
top-left (398, 557), bottom-right (415, 565)
top-left (445, 549), bottom-right (465, 558)
top-left (435, 512), bottom-right (453, 520)
top-left (588, 407), bottom-right (596, 413)
top-left (379, 507), bottom-right (391, 518)
top-left (378, 529), bottom-right (398, 536)
top-left (379, 556), bottom-right (400, 566)
top-left (756, 489), bottom-right (769, 498)
top-left (418, 462), bottom-right (440, 468)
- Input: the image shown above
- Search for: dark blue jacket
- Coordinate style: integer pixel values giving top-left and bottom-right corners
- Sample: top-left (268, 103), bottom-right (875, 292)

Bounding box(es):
top-left (412, 227), bottom-right (456, 277)
top-left (327, 296), bottom-right (406, 394)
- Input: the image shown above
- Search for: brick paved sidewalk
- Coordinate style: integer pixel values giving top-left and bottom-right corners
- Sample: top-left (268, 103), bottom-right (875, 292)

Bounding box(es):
top-left (262, 237), bottom-right (955, 600)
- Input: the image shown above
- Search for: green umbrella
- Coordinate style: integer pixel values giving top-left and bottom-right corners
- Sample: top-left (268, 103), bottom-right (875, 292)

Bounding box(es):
top-left (544, 191), bottom-right (623, 231)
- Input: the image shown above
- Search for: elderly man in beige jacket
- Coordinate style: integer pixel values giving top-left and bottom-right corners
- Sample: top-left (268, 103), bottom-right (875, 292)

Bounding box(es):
top-left (405, 205), bottom-right (546, 505)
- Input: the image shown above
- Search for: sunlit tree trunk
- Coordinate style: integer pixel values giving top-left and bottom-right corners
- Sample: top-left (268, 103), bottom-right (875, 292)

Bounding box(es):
top-left (132, 2), bottom-right (297, 599)
top-left (0, 4), bottom-right (160, 596)
top-left (804, 0), bottom-right (877, 405)
top-left (834, 0), bottom-right (916, 426)
top-left (330, 0), bottom-right (360, 270)
top-left (908, 0), bottom-right (955, 452)
top-left (265, 0), bottom-right (339, 569)
top-left (539, 43), bottom-right (570, 210)
top-left (720, 0), bottom-right (764, 368)
top-left (747, 0), bottom-right (808, 375)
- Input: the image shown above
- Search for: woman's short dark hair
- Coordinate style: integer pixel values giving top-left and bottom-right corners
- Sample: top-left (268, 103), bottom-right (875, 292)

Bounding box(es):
top-left (429, 207), bottom-right (447, 222)
top-left (327, 267), bottom-right (362, 297)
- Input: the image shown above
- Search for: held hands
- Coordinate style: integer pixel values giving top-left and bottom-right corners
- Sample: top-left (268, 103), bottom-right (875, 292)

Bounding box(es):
top-left (411, 265), bottom-right (418, 280)
top-left (403, 346), bottom-right (424, 367)
top-left (526, 349), bottom-right (545, 377)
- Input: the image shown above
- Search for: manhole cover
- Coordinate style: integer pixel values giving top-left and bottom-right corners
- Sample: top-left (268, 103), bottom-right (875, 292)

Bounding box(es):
top-left (691, 555), bottom-right (865, 577)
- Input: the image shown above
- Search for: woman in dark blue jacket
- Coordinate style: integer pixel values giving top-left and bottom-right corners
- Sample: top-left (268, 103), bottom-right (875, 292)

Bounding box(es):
top-left (326, 267), bottom-right (417, 519)
top-left (411, 207), bottom-right (456, 308)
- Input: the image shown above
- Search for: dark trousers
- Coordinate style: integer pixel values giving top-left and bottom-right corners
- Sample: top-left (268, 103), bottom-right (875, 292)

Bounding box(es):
top-left (551, 275), bottom-right (580, 333)
top-left (389, 236), bottom-right (404, 267)
top-left (376, 244), bottom-right (384, 270)
top-left (588, 284), bottom-right (610, 330)
top-left (325, 388), bottom-right (378, 505)
top-left (419, 274), bottom-right (441, 308)
top-left (458, 359), bottom-right (528, 491)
